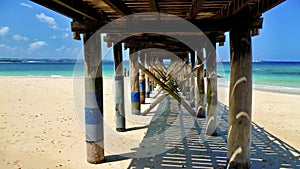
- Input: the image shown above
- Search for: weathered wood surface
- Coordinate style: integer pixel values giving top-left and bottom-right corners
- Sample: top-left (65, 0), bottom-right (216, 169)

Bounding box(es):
top-left (227, 28), bottom-right (252, 169)
top-left (190, 52), bottom-right (195, 107)
top-left (114, 42), bottom-right (125, 132)
top-left (141, 62), bottom-right (204, 116)
top-left (130, 48), bottom-right (140, 115)
top-left (144, 54), bottom-right (151, 98)
top-left (139, 60), bottom-right (146, 104)
top-left (196, 49), bottom-right (205, 118)
top-left (206, 39), bottom-right (218, 136)
top-left (83, 32), bottom-right (104, 163)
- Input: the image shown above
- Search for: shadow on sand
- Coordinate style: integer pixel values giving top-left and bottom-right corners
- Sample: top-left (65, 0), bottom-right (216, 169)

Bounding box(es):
top-left (125, 97), bottom-right (300, 168)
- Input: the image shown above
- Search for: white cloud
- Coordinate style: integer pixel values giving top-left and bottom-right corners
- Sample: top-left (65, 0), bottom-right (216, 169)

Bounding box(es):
top-left (28, 41), bottom-right (47, 51)
top-left (0, 44), bottom-right (17, 51)
top-left (36, 13), bottom-right (58, 29)
top-left (0, 26), bottom-right (9, 36)
top-left (50, 35), bottom-right (58, 39)
top-left (20, 3), bottom-right (33, 8)
top-left (56, 45), bottom-right (66, 52)
top-left (61, 32), bottom-right (69, 39)
top-left (13, 34), bottom-right (29, 41)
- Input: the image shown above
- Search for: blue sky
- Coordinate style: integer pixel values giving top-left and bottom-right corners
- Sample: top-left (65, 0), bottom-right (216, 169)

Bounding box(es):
top-left (0, 0), bottom-right (299, 61)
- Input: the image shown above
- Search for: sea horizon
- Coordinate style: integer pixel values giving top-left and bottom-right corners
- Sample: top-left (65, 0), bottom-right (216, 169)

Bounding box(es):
top-left (0, 58), bottom-right (299, 94)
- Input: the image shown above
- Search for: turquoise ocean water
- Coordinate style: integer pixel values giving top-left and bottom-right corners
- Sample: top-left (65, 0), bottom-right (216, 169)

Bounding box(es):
top-left (0, 60), bottom-right (299, 93)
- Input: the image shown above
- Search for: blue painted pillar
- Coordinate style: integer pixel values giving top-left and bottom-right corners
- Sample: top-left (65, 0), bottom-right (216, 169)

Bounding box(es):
top-left (114, 42), bottom-right (125, 131)
top-left (139, 52), bottom-right (146, 104)
top-left (145, 53), bottom-right (150, 98)
top-left (130, 48), bottom-right (140, 115)
top-left (84, 32), bottom-right (104, 163)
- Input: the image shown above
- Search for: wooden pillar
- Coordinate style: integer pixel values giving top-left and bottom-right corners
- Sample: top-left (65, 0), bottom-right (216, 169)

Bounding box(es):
top-left (139, 53), bottom-right (146, 104)
top-left (83, 32), bottom-right (104, 163)
top-left (206, 36), bottom-right (218, 136)
top-left (227, 28), bottom-right (252, 168)
top-left (180, 56), bottom-right (186, 96)
top-left (130, 48), bottom-right (141, 115)
top-left (148, 56), bottom-right (153, 93)
top-left (190, 51), bottom-right (195, 107)
top-left (185, 64), bottom-right (190, 99)
top-left (114, 42), bottom-right (125, 132)
top-left (184, 54), bottom-right (190, 99)
top-left (145, 54), bottom-right (151, 98)
top-left (152, 57), bottom-right (157, 90)
top-left (123, 67), bottom-right (127, 77)
top-left (196, 49), bottom-right (205, 118)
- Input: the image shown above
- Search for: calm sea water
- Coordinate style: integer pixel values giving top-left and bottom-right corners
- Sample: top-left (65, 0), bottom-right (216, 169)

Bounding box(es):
top-left (0, 61), bottom-right (299, 92)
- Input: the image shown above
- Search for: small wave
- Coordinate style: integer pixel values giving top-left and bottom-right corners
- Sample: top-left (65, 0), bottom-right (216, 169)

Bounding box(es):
top-left (50, 75), bottom-right (63, 77)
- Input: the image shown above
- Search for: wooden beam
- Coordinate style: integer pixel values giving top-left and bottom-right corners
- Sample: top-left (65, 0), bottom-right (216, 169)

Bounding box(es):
top-left (188, 0), bottom-right (205, 19)
top-left (32, 0), bottom-right (110, 22)
top-left (149, 0), bottom-right (159, 12)
top-left (139, 62), bottom-right (196, 116)
top-left (31, 0), bottom-right (85, 20)
top-left (225, 0), bottom-right (252, 17)
top-left (102, 0), bottom-right (132, 16)
top-left (71, 20), bottom-right (105, 33)
top-left (249, 0), bottom-right (285, 18)
top-left (98, 18), bottom-right (263, 33)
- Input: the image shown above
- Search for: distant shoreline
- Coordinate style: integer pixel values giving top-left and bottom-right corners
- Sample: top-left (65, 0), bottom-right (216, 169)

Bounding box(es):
top-left (1, 58), bottom-right (300, 63)
top-left (1, 75), bottom-right (299, 95)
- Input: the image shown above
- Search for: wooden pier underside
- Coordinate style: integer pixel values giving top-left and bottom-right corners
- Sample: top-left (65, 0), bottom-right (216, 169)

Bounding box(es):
top-left (31, 0), bottom-right (284, 52)
top-left (30, 0), bottom-right (286, 168)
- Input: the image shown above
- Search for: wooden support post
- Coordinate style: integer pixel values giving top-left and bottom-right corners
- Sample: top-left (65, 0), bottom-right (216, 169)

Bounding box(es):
top-left (149, 58), bottom-right (153, 93)
top-left (153, 58), bottom-right (157, 89)
top-left (139, 53), bottom-right (146, 104)
top-left (145, 54), bottom-right (151, 98)
top-left (196, 49), bottom-right (206, 118)
top-left (227, 28), bottom-right (252, 169)
top-left (190, 51), bottom-right (195, 107)
top-left (123, 67), bottom-right (127, 77)
top-left (130, 48), bottom-right (141, 115)
top-left (114, 42), bottom-right (125, 132)
top-left (206, 37), bottom-right (218, 136)
top-left (139, 62), bottom-right (196, 116)
top-left (83, 32), bottom-right (104, 163)
top-left (185, 54), bottom-right (190, 100)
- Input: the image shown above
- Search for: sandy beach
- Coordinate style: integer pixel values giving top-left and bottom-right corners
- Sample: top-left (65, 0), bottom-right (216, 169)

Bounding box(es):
top-left (0, 76), bottom-right (299, 168)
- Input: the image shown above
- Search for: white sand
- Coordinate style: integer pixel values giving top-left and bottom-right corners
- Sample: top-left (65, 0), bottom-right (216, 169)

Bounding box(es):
top-left (0, 77), bottom-right (299, 168)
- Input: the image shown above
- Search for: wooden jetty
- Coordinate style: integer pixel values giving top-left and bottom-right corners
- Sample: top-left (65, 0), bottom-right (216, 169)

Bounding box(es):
top-left (31, 0), bottom-right (285, 168)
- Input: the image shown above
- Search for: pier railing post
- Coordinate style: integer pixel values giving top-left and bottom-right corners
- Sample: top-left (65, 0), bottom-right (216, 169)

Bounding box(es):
top-left (83, 32), bottom-right (104, 163)
top-left (130, 48), bottom-right (141, 115)
top-left (206, 36), bottom-right (218, 136)
top-left (114, 42), bottom-right (125, 132)
top-left (227, 28), bottom-right (252, 168)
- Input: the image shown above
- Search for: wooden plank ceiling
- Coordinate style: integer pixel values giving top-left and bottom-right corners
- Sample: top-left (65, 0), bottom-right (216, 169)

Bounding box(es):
top-left (31, 0), bottom-right (285, 50)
